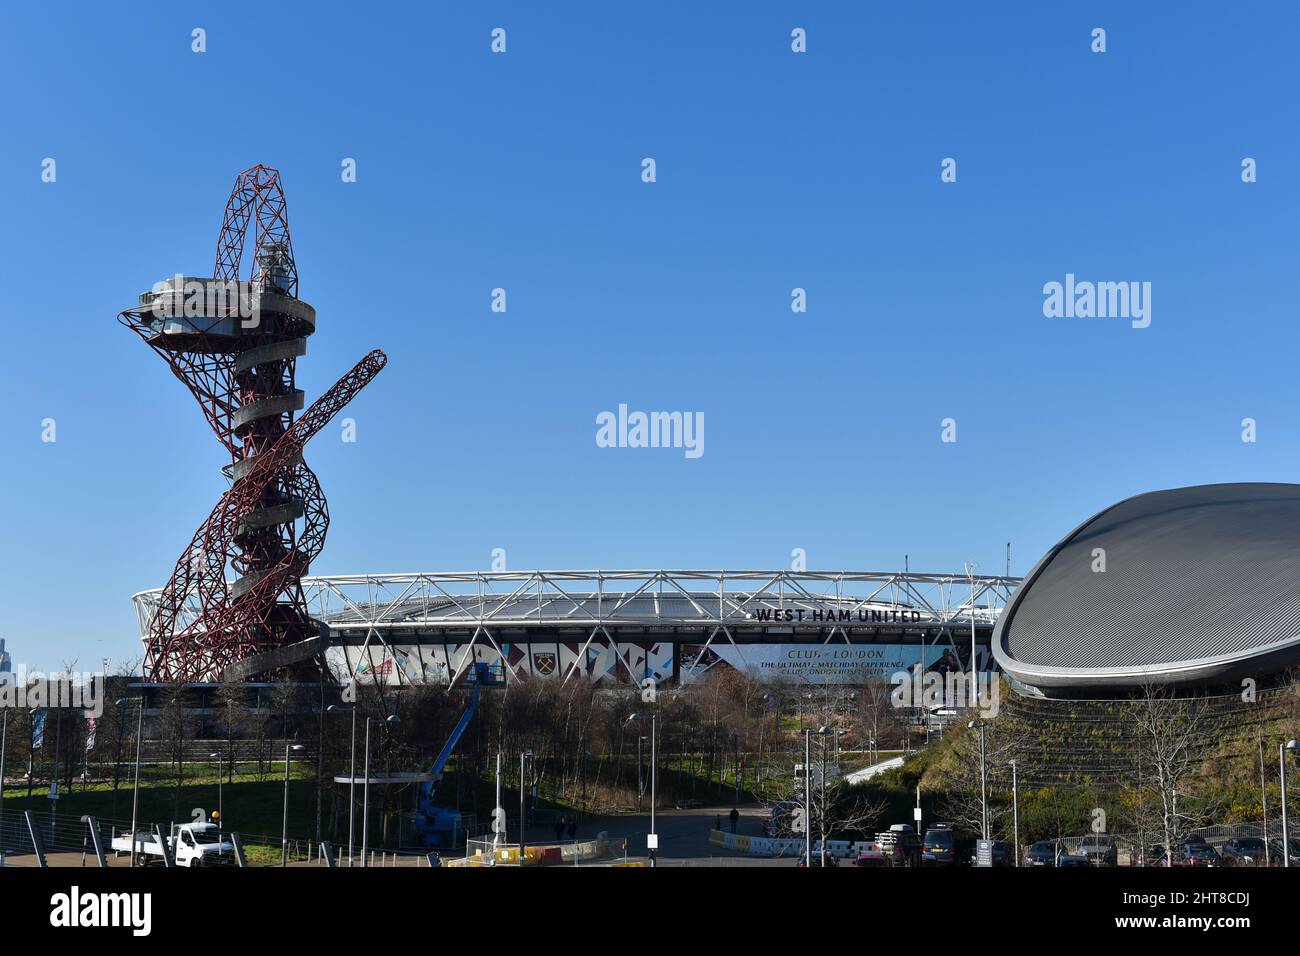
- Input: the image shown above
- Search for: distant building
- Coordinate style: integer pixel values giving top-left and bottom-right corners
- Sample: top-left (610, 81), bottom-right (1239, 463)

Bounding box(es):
top-left (0, 637), bottom-right (10, 674)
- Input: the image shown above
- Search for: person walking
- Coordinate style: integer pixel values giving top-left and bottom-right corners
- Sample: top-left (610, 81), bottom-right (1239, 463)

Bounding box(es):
top-left (566, 816), bottom-right (577, 841)
top-left (554, 815), bottom-right (566, 843)
top-left (729, 807), bottom-right (740, 834)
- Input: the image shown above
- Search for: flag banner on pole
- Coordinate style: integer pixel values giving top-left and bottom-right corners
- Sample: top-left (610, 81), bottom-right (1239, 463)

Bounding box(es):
top-left (85, 716), bottom-right (97, 751)
top-left (32, 708), bottom-right (47, 749)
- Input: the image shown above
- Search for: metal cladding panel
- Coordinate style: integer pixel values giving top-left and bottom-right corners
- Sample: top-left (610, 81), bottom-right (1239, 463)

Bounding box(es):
top-left (995, 483), bottom-right (1300, 687)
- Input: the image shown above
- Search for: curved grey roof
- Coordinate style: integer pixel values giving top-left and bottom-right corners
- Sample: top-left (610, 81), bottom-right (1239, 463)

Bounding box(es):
top-left (993, 483), bottom-right (1300, 694)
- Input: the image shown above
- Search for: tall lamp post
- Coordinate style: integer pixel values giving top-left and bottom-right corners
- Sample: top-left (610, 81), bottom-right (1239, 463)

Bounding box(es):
top-left (361, 714), bottom-right (399, 867)
top-left (627, 713), bottom-right (658, 865)
top-left (815, 726), bottom-right (837, 867)
top-left (1009, 758), bottom-right (1020, 866)
top-left (968, 720), bottom-right (988, 842)
top-left (327, 704), bottom-right (357, 865)
top-left (1282, 740), bottom-right (1300, 867)
top-left (519, 750), bottom-right (533, 863)
top-left (116, 696), bottom-right (145, 867)
top-left (207, 752), bottom-right (223, 828)
top-left (802, 728), bottom-right (812, 868)
top-left (281, 743), bottom-right (305, 866)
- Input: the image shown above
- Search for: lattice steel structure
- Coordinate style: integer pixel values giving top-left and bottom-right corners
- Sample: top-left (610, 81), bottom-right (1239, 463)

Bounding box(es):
top-left (119, 165), bottom-right (386, 682)
top-left (132, 569), bottom-right (1019, 687)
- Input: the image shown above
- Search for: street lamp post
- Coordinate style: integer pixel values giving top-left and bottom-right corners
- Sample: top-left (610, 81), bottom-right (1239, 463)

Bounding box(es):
top-left (1010, 758), bottom-right (1019, 867)
top-left (1282, 740), bottom-right (1300, 867)
top-left (627, 713), bottom-right (659, 865)
top-left (116, 696), bottom-right (145, 867)
top-left (636, 734), bottom-right (644, 811)
top-left (361, 714), bottom-right (399, 867)
top-left (207, 753), bottom-right (223, 828)
top-left (969, 720), bottom-right (988, 842)
top-left (803, 728), bottom-right (812, 868)
top-left (281, 743), bottom-right (305, 866)
top-left (814, 726), bottom-right (837, 867)
top-left (519, 751), bottom-right (533, 862)
top-left (650, 712), bottom-right (657, 867)
top-left (328, 704), bottom-right (357, 865)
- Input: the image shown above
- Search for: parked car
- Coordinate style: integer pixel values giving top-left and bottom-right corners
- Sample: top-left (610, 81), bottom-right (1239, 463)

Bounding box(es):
top-left (853, 844), bottom-right (889, 867)
top-left (876, 824), bottom-right (922, 867)
top-left (1220, 837), bottom-right (1267, 867)
top-left (796, 855), bottom-right (839, 867)
top-left (1176, 842), bottom-right (1220, 867)
top-left (1074, 834), bottom-right (1118, 867)
top-left (1267, 838), bottom-right (1300, 864)
top-left (1134, 844), bottom-right (1169, 867)
top-left (1056, 851), bottom-right (1092, 867)
top-left (922, 823), bottom-right (975, 866)
top-left (1026, 840), bottom-right (1060, 866)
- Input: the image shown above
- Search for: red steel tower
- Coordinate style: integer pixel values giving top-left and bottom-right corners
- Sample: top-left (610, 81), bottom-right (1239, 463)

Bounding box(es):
top-left (120, 165), bottom-right (386, 682)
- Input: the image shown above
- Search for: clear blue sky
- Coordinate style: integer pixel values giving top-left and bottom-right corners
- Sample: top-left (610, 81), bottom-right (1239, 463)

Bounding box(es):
top-left (0, 2), bottom-right (1296, 671)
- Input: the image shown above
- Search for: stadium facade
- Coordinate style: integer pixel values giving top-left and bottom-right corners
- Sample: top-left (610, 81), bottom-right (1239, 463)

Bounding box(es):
top-left (993, 483), bottom-right (1300, 698)
top-left (132, 570), bottom-right (1017, 687)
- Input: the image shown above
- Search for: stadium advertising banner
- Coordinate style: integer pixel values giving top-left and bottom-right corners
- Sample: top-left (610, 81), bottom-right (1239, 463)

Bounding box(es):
top-left (680, 643), bottom-right (960, 684)
top-left (326, 640), bottom-right (675, 685)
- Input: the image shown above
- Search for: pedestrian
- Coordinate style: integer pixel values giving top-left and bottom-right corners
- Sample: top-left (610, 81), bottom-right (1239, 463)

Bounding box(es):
top-left (566, 816), bottom-right (577, 841)
top-left (554, 815), bottom-right (566, 843)
top-left (729, 807), bottom-right (740, 834)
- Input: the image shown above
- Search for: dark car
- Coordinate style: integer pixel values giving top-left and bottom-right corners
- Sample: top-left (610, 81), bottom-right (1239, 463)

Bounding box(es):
top-left (796, 855), bottom-right (839, 867)
top-left (1176, 842), bottom-right (1220, 867)
top-left (1026, 840), bottom-right (1059, 866)
top-left (1266, 839), bottom-right (1300, 865)
top-left (1135, 844), bottom-right (1169, 867)
top-left (1074, 834), bottom-right (1118, 867)
top-left (922, 824), bottom-right (975, 866)
top-left (1220, 837), bottom-right (1267, 867)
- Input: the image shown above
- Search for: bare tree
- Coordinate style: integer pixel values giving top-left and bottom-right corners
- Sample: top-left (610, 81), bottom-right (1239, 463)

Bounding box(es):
top-left (1127, 680), bottom-right (1220, 862)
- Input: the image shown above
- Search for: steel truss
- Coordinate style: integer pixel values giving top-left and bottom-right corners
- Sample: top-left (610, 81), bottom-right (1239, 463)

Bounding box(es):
top-left (132, 570), bottom-right (1020, 687)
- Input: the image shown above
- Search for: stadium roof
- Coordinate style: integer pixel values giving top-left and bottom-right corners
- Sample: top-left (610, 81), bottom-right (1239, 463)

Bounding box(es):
top-left (993, 483), bottom-right (1300, 696)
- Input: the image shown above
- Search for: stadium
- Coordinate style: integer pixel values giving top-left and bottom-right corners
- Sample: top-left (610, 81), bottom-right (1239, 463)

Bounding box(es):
top-left (132, 569), bottom-right (1018, 688)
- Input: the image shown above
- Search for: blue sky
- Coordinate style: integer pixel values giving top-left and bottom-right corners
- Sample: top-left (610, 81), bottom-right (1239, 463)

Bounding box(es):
top-left (0, 2), bottom-right (1296, 671)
